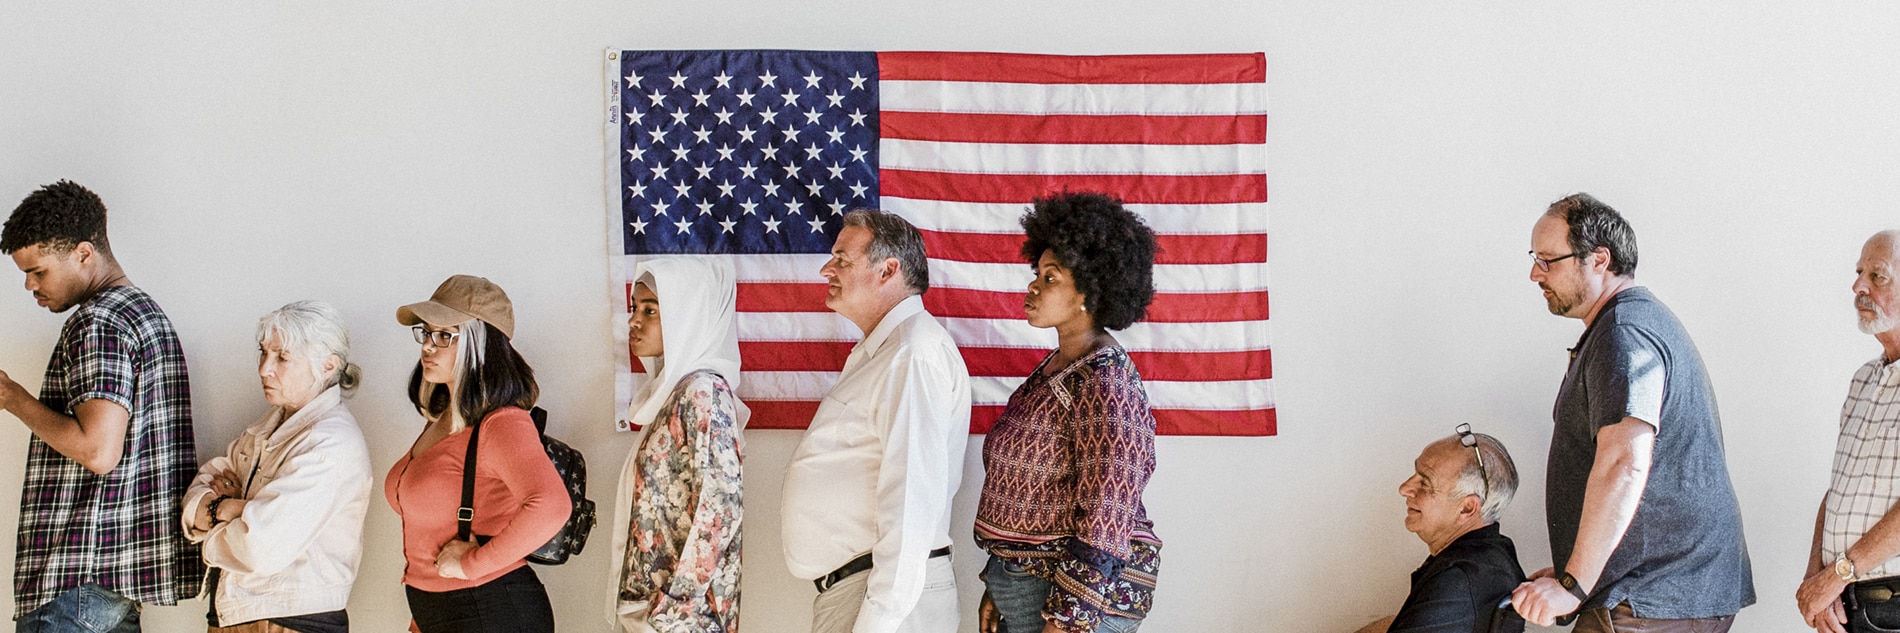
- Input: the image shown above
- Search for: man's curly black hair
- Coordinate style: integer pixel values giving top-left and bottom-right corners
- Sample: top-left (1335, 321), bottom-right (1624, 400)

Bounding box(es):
top-left (1, 180), bottom-right (112, 256)
top-left (1019, 191), bottom-right (1157, 331)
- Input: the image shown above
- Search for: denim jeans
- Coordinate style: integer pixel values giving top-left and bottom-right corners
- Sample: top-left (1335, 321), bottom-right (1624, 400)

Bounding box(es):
top-left (16, 583), bottom-right (141, 633)
top-left (982, 555), bottom-right (1141, 633)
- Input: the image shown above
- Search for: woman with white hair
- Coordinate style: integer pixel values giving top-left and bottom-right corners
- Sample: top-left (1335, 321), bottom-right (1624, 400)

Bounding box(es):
top-left (610, 258), bottom-right (748, 633)
top-left (182, 300), bottom-right (373, 633)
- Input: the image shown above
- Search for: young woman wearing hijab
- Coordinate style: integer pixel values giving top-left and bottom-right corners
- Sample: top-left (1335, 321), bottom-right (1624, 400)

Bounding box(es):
top-left (609, 258), bottom-right (749, 633)
top-left (386, 275), bottom-right (569, 633)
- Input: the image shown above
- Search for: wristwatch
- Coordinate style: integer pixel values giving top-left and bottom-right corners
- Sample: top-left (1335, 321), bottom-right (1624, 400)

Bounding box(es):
top-left (1556, 571), bottom-right (1589, 602)
top-left (1836, 554), bottom-right (1859, 583)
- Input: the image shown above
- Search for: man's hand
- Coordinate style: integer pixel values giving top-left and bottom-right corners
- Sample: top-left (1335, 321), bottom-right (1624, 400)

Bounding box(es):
top-left (435, 539), bottom-right (478, 580)
top-left (1796, 567), bottom-right (1849, 633)
top-left (0, 370), bottom-right (30, 412)
top-left (1511, 567), bottom-right (1581, 627)
top-left (978, 592), bottom-right (1000, 633)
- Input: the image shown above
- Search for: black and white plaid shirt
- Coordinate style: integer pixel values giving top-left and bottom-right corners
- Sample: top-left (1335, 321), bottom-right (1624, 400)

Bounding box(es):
top-left (1824, 355), bottom-right (1900, 579)
top-left (14, 285), bottom-right (202, 617)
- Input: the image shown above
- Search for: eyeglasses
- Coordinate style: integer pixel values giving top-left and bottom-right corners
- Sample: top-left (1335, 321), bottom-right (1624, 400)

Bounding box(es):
top-left (1455, 423), bottom-right (1489, 500)
top-left (412, 326), bottom-right (461, 348)
top-left (1529, 250), bottom-right (1579, 272)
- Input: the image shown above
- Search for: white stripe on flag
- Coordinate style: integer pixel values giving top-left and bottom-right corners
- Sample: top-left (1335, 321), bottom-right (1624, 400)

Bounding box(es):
top-left (734, 313), bottom-right (1272, 353)
top-left (881, 80), bottom-right (1268, 116)
top-left (884, 197), bottom-right (1272, 235)
top-left (931, 259), bottom-right (1271, 293)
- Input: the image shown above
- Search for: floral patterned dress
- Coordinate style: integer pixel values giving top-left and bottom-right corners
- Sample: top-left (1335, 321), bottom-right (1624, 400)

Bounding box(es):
top-left (619, 369), bottom-right (744, 633)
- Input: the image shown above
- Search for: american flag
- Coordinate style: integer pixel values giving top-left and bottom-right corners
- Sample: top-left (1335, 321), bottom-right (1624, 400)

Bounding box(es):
top-left (605, 50), bottom-right (1273, 436)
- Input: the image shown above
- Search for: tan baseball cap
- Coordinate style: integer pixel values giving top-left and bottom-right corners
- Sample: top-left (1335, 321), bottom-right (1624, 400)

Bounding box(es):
top-left (396, 275), bottom-right (515, 339)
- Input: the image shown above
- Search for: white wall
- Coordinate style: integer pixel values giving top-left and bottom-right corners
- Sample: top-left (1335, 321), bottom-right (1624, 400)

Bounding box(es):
top-left (1, 2), bottom-right (1894, 631)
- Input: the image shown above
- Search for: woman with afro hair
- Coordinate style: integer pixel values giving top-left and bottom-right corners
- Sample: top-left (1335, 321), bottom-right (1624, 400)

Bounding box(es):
top-left (974, 192), bottom-right (1162, 633)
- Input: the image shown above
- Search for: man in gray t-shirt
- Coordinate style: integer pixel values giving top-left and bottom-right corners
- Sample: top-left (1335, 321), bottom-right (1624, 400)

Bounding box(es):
top-left (1510, 194), bottom-right (1754, 632)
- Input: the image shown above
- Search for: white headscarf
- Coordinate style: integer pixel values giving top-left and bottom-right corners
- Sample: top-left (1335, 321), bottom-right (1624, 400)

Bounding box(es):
top-left (624, 257), bottom-right (750, 432)
top-left (610, 257), bottom-right (751, 626)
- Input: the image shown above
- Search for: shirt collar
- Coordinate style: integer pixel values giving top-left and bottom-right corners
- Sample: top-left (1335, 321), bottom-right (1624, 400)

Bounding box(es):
top-left (252, 385), bottom-right (343, 447)
top-left (855, 294), bottom-right (926, 358)
top-left (1570, 286), bottom-right (1642, 360)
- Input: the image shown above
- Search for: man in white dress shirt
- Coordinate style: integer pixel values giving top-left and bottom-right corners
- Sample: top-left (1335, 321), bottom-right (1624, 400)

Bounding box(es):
top-left (1798, 230), bottom-right (1900, 633)
top-left (782, 209), bottom-right (972, 633)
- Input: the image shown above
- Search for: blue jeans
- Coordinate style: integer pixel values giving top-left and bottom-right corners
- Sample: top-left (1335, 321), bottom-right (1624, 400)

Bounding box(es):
top-left (16, 584), bottom-right (140, 633)
top-left (982, 555), bottom-right (1141, 633)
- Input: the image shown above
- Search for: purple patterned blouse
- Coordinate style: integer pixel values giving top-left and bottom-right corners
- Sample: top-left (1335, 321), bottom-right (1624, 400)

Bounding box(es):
top-left (976, 345), bottom-right (1160, 632)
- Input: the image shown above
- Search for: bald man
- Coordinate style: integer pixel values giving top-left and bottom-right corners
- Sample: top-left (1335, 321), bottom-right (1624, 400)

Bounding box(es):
top-left (1797, 231), bottom-right (1900, 633)
top-left (1357, 429), bottom-right (1527, 633)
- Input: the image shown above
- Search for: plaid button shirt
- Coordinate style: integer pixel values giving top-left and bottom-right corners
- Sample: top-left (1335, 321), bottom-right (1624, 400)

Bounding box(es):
top-left (1824, 355), bottom-right (1900, 579)
top-left (15, 285), bottom-right (203, 617)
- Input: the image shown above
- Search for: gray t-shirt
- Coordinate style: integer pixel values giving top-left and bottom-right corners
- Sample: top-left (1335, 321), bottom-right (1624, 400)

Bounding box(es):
top-left (1548, 287), bottom-right (1755, 618)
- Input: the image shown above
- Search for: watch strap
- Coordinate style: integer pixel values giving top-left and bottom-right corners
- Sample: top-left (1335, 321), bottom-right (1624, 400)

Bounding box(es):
top-left (1838, 554), bottom-right (1859, 582)
top-left (1556, 571), bottom-right (1589, 602)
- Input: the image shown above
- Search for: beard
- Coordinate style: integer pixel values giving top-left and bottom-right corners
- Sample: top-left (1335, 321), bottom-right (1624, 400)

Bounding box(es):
top-left (1859, 295), bottom-right (1899, 334)
top-left (1541, 282), bottom-right (1587, 317)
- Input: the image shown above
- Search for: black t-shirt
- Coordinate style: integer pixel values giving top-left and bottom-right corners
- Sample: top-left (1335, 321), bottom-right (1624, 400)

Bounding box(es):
top-left (1389, 523), bottom-right (1526, 633)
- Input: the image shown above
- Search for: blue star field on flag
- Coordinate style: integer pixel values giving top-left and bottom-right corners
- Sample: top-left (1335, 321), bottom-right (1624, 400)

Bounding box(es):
top-left (619, 51), bottom-right (880, 255)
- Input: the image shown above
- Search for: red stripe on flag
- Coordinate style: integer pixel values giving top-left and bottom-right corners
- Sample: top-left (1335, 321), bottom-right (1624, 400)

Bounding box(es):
top-left (881, 112), bottom-right (1268, 145)
top-left (919, 229), bottom-right (1267, 266)
top-left (973, 405), bottom-right (1275, 435)
top-left (739, 342), bottom-right (1272, 382)
top-left (922, 287), bottom-right (1268, 322)
top-left (736, 283), bottom-right (831, 312)
top-left (878, 52), bottom-right (1266, 85)
top-left (961, 347), bottom-right (1273, 381)
top-left (753, 402), bottom-right (1274, 436)
top-left (739, 341), bottom-right (854, 371)
top-left (882, 170), bottom-right (1266, 205)
top-left (746, 400), bottom-right (820, 430)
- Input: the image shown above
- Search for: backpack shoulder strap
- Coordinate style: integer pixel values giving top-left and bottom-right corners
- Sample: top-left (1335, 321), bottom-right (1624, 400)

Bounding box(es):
top-left (457, 420), bottom-right (483, 542)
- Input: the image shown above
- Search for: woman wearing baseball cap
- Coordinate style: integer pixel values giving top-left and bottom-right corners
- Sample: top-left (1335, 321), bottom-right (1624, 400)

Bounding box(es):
top-left (384, 275), bottom-right (568, 633)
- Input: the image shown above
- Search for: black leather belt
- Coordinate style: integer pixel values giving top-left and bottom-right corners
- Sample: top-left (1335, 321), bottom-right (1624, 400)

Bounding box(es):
top-left (814, 546), bottom-right (951, 593)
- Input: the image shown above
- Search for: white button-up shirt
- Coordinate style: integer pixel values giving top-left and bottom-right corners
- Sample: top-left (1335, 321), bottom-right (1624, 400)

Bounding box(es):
top-left (781, 295), bottom-right (972, 633)
top-left (1825, 355), bottom-right (1900, 578)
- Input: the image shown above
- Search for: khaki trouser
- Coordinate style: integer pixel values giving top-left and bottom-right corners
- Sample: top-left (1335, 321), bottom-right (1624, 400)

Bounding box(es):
top-left (1573, 603), bottom-right (1736, 633)
top-left (812, 556), bottom-right (959, 633)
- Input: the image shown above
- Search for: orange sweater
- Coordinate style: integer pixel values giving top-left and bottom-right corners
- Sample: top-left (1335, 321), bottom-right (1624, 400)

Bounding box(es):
top-left (384, 407), bottom-right (568, 592)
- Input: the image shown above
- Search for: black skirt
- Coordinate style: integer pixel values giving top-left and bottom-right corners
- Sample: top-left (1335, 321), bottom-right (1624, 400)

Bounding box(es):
top-left (404, 566), bottom-right (554, 633)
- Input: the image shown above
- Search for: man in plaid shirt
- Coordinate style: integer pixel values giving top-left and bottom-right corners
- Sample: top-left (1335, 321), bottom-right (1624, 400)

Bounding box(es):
top-left (0, 181), bottom-right (202, 632)
top-left (1798, 230), bottom-right (1900, 633)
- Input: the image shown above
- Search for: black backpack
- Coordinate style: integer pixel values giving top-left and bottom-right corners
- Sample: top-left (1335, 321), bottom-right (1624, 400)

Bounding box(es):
top-left (458, 407), bottom-right (597, 565)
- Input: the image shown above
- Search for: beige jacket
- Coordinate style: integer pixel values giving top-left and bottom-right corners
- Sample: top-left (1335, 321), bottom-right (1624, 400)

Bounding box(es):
top-left (182, 386), bottom-right (373, 625)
